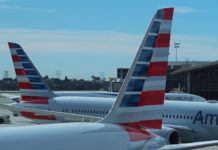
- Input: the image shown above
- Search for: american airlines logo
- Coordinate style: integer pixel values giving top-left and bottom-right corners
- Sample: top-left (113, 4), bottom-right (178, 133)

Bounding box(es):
top-left (193, 110), bottom-right (218, 125)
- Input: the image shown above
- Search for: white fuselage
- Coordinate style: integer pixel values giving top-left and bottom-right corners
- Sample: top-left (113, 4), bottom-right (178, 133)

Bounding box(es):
top-left (11, 95), bottom-right (215, 143)
top-left (0, 122), bottom-right (166, 150)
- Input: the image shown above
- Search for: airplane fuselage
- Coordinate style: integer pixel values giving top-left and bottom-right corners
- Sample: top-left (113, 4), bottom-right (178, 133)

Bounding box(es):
top-left (11, 97), bottom-right (218, 143)
top-left (0, 122), bottom-right (166, 150)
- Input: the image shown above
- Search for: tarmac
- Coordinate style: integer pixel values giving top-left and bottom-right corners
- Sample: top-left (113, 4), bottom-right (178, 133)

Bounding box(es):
top-left (0, 92), bottom-right (217, 149)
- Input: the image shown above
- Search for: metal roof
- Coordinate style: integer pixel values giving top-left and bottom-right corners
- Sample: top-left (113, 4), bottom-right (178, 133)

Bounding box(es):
top-left (171, 61), bottom-right (218, 74)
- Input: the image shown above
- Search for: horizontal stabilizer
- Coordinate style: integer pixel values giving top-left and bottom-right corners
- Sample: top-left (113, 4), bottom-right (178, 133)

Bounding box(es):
top-left (0, 104), bottom-right (101, 122)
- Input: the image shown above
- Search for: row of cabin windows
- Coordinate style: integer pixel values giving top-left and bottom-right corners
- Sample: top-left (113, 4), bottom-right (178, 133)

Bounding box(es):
top-left (163, 114), bottom-right (193, 120)
top-left (63, 109), bottom-right (108, 115)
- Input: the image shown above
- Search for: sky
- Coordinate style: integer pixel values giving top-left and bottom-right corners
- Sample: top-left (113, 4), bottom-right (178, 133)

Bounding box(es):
top-left (0, 0), bottom-right (218, 80)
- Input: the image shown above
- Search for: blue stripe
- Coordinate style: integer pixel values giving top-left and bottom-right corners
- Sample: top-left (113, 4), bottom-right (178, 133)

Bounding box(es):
top-left (150, 21), bottom-right (161, 33)
top-left (16, 50), bottom-right (25, 55)
top-left (138, 50), bottom-right (153, 62)
top-left (25, 70), bottom-right (38, 76)
top-left (13, 43), bottom-right (21, 48)
top-left (120, 94), bottom-right (140, 107)
top-left (132, 64), bottom-right (149, 77)
top-left (19, 56), bottom-right (29, 62)
top-left (22, 63), bottom-right (34, 69)
top-left (144, 35), bottom-right (157, 47)
top-left (28, 77), bottom-right (41, 83)
top-left (31, 84), bottom-right (46, 90)
top-left (127, 79), bottom-right (145, 92)
top-left (156, 9), bottom-right (164, 19)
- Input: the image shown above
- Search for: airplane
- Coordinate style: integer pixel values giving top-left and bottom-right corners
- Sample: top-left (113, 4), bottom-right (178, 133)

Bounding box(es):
top-left (1, 7), bottom-right (218, 150)
top-left (0, 7), bottom-right (213, 146)
top-left (1, 91), bottom-right (206, 103)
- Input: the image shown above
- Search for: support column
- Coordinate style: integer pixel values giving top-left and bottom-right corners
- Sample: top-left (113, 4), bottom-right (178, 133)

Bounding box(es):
top-left (187, 72), bottom-right (190, 93)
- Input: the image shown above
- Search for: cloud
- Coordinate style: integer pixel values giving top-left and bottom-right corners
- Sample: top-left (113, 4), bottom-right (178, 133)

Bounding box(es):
top-left (0, 28), bottom-right (142, 54)
top-left (0, 28), bottom-right (217, 61)
top-left (175, 7), bottom-right (196, 13)
top-left (0, 5), bottom-right (55, 12)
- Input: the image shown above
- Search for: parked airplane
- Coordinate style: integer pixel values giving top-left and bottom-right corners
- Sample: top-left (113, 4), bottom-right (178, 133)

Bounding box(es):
top-left (1, 91), bottom-right (206, 104)
top-left (1, 8), bottom-right (218, 150)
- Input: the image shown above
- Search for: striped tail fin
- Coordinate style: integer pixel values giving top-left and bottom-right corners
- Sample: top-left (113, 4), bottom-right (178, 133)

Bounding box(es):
top-left (8, 42), bottom-right (56, 104)
top-left (102, 8), bottom-right (174, 130)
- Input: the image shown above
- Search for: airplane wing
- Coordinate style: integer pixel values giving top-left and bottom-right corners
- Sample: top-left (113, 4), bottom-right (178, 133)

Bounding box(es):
top-left (0, 104), bottom-right (102, 122)
top-left (1, 93), bottom-right (20, 103)
top-left (163, 124), bottom-right (195, 133)
top-left (159, 140), bottom-right (218, 150)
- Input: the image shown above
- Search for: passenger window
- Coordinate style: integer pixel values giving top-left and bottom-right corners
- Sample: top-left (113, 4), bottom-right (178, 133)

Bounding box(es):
top-left (87, 110), bottom-right (89, 113)
top-left (166, 114), bottom-right (168, 118)
top-left (187, 116), bottom-right (189, 119)
top-left (176, 115), bottom-right (179, 118)
top-left (162, 114), bottom-right (165, 118)
top-left (90, 110), bottom-right (92, 113)
top-left (96, 111), bottom-right (98, 114)
top-left (173, 115), bottom-right (175, 118)
top-left (180, 115), bottom-right (182, 119)
top-left (169, 115), bottom-right (171, 118)
top-left (184, 116), bottom-right (186, 119)
top-left (72, 109), bottom-right (74, 113)
top-left (191, 116), bottom-right (193, 120)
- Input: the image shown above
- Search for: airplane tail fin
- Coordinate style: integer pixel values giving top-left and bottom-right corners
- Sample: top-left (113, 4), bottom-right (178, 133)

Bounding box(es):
top-left (8, 42), bottom-right (56, 104)
top-left (102, 8), bottom-right (174, 130)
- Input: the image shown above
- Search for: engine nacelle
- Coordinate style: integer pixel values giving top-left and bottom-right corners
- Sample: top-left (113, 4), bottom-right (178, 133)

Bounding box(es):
top-left (148, 126), bottom-right (181, 144)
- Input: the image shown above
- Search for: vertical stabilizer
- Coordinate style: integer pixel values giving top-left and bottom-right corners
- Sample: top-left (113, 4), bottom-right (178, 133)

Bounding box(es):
top-left (8, 42), bottom-right (56, 104)
top-left (102, 8), bottom-right (174, 129)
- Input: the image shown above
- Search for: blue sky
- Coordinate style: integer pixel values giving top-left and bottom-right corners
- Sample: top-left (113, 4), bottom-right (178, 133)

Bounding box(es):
top-left (0, 0), bottom-right (218, 79)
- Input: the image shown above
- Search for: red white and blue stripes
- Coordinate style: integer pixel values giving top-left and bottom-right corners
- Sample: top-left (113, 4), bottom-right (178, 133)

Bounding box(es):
top-left (102, 8), bottom-right (174, 133)
top-left (8, 42), bottom-right (55, 104)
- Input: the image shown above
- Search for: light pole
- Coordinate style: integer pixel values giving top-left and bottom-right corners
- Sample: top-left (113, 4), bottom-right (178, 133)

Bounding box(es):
top-left (174, 42), bottom-right (180, 62)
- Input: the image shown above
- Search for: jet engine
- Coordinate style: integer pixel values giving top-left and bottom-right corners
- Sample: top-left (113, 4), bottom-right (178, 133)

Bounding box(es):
top-left (148, 126), bottom-right (181, 144)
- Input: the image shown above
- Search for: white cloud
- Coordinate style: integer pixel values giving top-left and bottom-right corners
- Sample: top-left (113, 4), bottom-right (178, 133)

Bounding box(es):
top-left (175, 7), bottom-right (196, 13)
top-left (0, 28), bottom-right (218, 61)
top-left (0, 5), bottom-right (55, 12)
top-left (0, 28), bottom-right (141, 54)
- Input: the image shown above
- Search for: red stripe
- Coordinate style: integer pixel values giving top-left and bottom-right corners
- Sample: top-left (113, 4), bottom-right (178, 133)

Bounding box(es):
top-left (12, 55), bottom-right (20, 62)
top-left (139, 90), bottom-right (165, 106)
top-left (8, 42), bottom-right (14, 48)
top-left (21, 96), bottom-right (49, 104)
top-left (147, 62), bottom-right (168, 77)
top-left (155, 34), bottom-right (171, 48)
top-left (15, 69), bottom-right (26, 75)
top-left (22, 96), bottom-right (49, 101)
top-left (21, 111), bottom-right (56, 120)
top-left (21, 100), bottom-right (49, 104)
top-left (119, 123), bottom-right (155, 142)
top-left (163, 8), bottom-right (174, 20)
top-left (120, 119), bottom-right (162, 130)
top-left (18, 82), bottom-right (32, 89)
top-left (125, 127), bottom-right (155, 142)
top-left (140, 120), bottom-right (162, 129)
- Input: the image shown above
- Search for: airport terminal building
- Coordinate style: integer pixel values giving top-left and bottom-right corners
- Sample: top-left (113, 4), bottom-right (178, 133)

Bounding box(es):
top-left (114, 61), bottom-right (218, 100)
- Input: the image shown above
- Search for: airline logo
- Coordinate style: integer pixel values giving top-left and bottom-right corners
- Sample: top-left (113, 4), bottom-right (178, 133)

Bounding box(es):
top-left (8, 42), bottom-right (52, 104)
